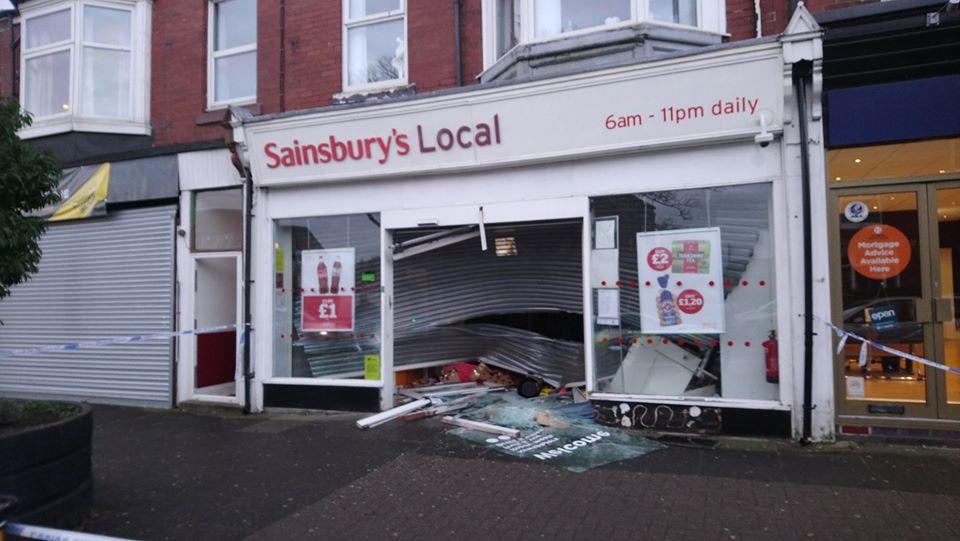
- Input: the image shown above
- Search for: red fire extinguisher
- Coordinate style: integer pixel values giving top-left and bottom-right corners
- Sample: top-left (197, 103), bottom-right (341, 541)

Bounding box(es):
top-left (762, 330), bottom-right (779, 383)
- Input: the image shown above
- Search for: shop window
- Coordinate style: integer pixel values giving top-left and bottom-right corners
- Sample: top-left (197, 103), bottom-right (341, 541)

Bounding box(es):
top-left (208, 0), bottom-right (257, 107)
top-left (273, 214), bottom-right (382, 380)
top-left (590, 184), bottom-right (779, 401)
top-left (484, 0), bottom-right (722, 67)
top-left (343, 0), bottom-right (407, 90)
top-left (192, 189), bottom-right (243, 252)
top-left (18, 0), bottom-right (150, 139)
top-left (828, 137), bottom-right (960, 183)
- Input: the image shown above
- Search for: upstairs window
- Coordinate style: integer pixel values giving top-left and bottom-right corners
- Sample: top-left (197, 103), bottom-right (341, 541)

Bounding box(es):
top-left (23, 8), bottom-right (72, 118)
top-left (208, 0), bottom-right (257, 108)
top-left (19, 0), bottom-right (150, 138)
top-left (484, 0), bottom-right (722, 68)
top-left (533, 0), bottom-right (630, 38)
top-left (650, 0), bottom-right (697, 26)
top-left (343, 0), bottom-right (407, 91)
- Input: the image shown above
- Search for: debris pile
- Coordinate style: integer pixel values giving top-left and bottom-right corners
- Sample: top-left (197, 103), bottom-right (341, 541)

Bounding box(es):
top-left (356, 370), bottom-right (662, 472)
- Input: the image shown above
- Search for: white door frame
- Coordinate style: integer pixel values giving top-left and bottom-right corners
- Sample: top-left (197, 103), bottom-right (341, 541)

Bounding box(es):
top-left (379, 195), bottom-right (592, 409)
top-left (183, 251), bottom-right (244, 405)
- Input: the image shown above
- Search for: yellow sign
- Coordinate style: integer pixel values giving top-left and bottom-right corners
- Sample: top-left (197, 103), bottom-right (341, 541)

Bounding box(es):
top-left (364, 355), bottom-right (381, 380)
top-left (51, 163), bottom-right (110, 221)
top-left (274, 248), bottom-right (285, 272)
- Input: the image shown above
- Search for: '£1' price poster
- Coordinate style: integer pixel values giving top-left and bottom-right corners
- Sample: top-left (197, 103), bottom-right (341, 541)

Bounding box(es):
top-left (301, 248), bottom-right (355, 332)
top-left (636, 227), bottom-right (724, 334)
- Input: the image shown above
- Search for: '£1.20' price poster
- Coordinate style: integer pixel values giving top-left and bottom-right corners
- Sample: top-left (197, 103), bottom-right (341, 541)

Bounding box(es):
top-left (301, 248), bottom-right (355, 332)
top-left (636, 227), bottom-right (724, 334)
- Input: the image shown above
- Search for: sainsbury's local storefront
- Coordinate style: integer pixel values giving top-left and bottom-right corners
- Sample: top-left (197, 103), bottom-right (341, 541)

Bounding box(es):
top-left (229, 10), bottom-right (834, 440)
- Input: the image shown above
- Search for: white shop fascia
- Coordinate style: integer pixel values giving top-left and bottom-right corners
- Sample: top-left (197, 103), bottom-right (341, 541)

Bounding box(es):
top-left (231, 8), bottom-right (834, 441)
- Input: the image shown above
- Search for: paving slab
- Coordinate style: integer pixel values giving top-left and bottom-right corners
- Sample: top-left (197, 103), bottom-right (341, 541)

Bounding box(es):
top-left (81, 405), bottom-right (960, 540)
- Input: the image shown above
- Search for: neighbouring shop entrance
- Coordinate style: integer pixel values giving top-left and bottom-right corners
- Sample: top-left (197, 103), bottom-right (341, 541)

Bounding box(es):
top-left (831, 179), bottom-right (960, 422)
top-left (192, 254), bottom-right (242, 399)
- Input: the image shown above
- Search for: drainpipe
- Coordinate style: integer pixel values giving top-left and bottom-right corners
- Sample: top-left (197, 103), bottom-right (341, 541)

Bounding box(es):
top-left (241, 165), bottom-right (254, 415)
top-left (454, 0), bottom-right (462, 86)
top-left (225, 106), bottom-right (255, 414)
top-left (9, 17), bottom-right (18, 98)
top-left (793, 59), bottom-right (814, 444)
top-left (279, 0), bottom-right (286, 111)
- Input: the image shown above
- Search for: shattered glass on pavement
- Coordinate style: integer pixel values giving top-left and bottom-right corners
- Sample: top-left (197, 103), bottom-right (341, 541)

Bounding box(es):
top-left (445, 393), bottom-right (663, 472)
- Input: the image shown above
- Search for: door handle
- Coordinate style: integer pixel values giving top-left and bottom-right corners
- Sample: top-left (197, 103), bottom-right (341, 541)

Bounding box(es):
top-left (934, 298), bottom-right (955, 323)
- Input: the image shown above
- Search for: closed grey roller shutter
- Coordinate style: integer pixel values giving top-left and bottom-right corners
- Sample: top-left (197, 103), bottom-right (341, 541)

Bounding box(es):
top-left (0, 206), bottom-right (176, 407)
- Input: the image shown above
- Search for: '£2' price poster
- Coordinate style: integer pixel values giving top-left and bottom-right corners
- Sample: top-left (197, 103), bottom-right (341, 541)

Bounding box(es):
top-left (636, 227), bottom-right (724, 334)
top-left (301, 248), bottom-right (355, 332)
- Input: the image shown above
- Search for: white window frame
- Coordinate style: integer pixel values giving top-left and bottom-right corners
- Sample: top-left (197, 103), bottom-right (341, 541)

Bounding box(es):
top-left (481, 0), bottom-right (726, 69)
top-left (341, 0), bottom-right (408, 93)
top-left (18, 0), bottom-right (151, 139)
top-left (207, 0), bottom-right (258, 110)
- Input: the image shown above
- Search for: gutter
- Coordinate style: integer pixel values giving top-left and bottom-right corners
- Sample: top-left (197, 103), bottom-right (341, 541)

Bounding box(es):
top-left (454, 0), bottom-right (462, 86)
top-left (226, 107), bottom-right (255, 415)
top-left (792, 59), bottom-right (815, 444)
top-left (241, 164), bottom-right (254, 414)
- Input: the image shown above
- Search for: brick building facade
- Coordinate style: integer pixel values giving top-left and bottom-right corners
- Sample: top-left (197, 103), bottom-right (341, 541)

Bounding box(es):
top-left (2, 0), bottom-right (958, 443)
top-left (0, 0), bottom-right (876, 157)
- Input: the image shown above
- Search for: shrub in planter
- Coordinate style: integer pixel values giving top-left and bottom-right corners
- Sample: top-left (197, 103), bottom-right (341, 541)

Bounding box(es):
top-left (0, 399), bottom-right (93, 528)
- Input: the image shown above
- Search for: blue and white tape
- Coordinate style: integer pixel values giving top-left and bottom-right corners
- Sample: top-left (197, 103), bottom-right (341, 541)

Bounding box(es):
top-left (0, 323), bottom-right (243, 359)
top-left (817, 317), bottom-right (960, 376)
top-left (3, 521), bottom-right (135, 541)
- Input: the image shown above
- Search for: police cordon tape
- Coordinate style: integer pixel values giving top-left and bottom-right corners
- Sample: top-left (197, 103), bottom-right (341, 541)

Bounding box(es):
top-left (2, 522), bottom-right (136, 541)
top-left (0, 323), bottom-right (244, 359)
top-left (816, 316), bottom-right (960, 376)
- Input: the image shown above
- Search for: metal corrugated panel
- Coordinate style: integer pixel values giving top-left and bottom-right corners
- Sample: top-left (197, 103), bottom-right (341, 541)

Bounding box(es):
top-left (0, 206), bottom-right (176, 407)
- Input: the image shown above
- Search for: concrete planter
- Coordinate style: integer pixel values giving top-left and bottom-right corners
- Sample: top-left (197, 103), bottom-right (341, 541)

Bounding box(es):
top-left (0, 403), bottom-right (93, 529)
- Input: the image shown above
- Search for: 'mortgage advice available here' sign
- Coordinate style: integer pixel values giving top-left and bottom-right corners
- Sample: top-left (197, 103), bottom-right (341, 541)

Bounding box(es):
top-left (243, 50), bottom-right (784, 185)
top-left (301, 248), bottom-right (355, 332)
top-left (636, 228), bottom-right (725, 334)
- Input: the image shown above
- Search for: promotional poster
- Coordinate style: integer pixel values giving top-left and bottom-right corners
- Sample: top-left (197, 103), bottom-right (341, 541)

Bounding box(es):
top-left (301, 248), bottom-right (356, 332)
top-left (636, 228), bottom-right (725, 334)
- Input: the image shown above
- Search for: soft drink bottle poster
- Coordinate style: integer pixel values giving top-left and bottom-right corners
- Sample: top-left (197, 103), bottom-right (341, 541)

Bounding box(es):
top-left (300, 248), bottom-right (356, 332)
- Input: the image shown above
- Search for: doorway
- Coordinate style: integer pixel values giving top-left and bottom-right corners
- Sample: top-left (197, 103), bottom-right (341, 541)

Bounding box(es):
top-left (192, 254), bottom-right (242, 400)
top-left (831, 181), bottom-right (960, 422)
top-left (381, 197), bottom-right (590, 406)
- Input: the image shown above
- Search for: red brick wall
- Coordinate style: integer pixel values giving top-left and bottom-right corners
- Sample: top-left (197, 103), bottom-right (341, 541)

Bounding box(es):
top-left (726, 0), bottom-right (758, 41)
top-left (408, 0), bottom-right (458, 92)
top-left (258, 0), bottom-right (282, 115)
top-left (755, 0), bottom-right (881, 36)
top-left (151, 0), bottom-right (219, 147)
top-left (0, 18), bottom-right (15, 100)
top-left (280, 0), bottom-right (341, 112)
top-left (460, 0), bottom-right (484, 83)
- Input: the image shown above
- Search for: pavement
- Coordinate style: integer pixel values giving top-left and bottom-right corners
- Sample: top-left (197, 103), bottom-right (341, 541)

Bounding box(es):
top-left (81, 404), bottom-right (960, 541)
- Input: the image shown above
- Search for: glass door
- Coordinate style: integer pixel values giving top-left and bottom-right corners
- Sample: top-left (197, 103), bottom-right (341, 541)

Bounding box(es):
top-left (832, 186), bottom-right (936, 418)
top-left (932, 183), bottom-right (960, 419)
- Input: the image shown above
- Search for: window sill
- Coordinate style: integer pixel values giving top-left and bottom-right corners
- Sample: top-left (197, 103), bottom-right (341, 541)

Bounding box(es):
top-left (18, 117), bottom-right (151, 140)
top-left (197, 103), bottom-right (261, 126)
top-left (333, 84), bottom-right (415, 106)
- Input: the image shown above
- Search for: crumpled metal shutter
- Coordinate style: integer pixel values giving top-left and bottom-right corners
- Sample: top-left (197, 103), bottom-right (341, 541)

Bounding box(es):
top-left (0, 206), bottom-right (175, 407)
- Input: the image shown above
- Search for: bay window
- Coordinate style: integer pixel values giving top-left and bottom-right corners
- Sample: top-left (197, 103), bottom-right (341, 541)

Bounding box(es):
top-left (484, 0), bottom-right (723, 67)
top-left (208, 0), bottom-right (257, 107)
top-left (19, 0), bottom-right (150, 138)
top-left (343, 0), bottom-right (407, 91)
top-left (533, 0), bottom-right (630, 38)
